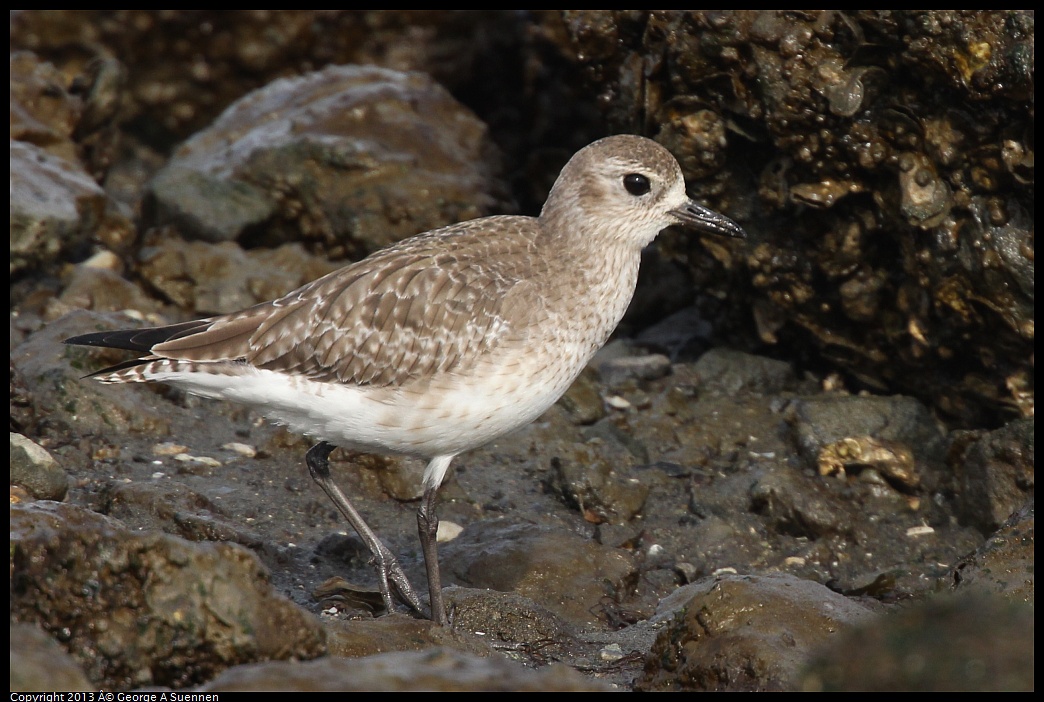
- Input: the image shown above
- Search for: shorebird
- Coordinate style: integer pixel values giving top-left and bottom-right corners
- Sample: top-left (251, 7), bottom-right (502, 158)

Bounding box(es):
top-left (65, 134), bottom-right (745, 624)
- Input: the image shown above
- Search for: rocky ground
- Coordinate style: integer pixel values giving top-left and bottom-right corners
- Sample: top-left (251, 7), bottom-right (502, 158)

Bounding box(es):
top-left (10, 11), bottom-right (1033, 691)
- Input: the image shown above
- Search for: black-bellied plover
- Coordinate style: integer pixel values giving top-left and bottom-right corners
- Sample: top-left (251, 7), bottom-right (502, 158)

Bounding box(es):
top-left (65, 134), bottom-right (745, 625)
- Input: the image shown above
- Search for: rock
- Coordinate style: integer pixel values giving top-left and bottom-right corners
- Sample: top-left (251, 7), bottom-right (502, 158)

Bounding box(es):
top-left (9, 623), bottom-right (93, 692)
top-left (442, 520), bottom-right (638, 627)
top-left (951, 499), bottom-right (1034, 604)
top-left (202, 646), bottom-right (612, 691)
top-left (10, 502), bottom-right (326, 689)
top-left (10, 140), bottom-right (104, 275)
top-left (954, 418), bottom-right (1034, 533)
top-left (637, 573), bottom-right (878, 691)
top-left (10, 433), bottom-right (68, 501)
top-left (798, 592), bottom-right (1033, 691)
top-left (147, 65), bottom-right (504, 255)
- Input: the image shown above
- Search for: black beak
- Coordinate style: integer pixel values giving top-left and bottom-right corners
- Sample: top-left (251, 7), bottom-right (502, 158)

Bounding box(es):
top-left (670, 201), bottom-right (746, 239)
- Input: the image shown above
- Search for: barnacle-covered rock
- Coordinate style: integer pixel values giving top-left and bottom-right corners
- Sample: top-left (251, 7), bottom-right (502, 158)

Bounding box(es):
top-left (562, 10), bottom-right (1033, 426)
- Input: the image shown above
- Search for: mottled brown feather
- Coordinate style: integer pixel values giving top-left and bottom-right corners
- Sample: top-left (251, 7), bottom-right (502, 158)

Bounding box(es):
top-left (151, 217), bottom-right (547, 387)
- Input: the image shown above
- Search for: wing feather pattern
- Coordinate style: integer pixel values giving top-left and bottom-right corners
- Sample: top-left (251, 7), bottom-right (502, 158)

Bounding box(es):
top-left (148, 217), bottom-right (546, 387)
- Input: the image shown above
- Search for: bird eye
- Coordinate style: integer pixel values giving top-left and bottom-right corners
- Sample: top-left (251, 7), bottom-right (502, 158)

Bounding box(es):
top-left (623, 173), bottom-right (651, 196)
